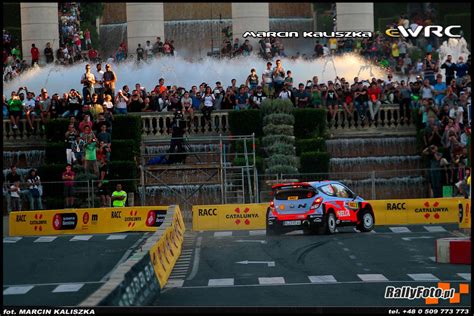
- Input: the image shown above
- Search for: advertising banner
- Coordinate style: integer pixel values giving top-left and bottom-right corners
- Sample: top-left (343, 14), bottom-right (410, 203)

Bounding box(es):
top-left (192, 203), bottom-right (268, 231)
top-left (9, 206), bottom-right (168, 236)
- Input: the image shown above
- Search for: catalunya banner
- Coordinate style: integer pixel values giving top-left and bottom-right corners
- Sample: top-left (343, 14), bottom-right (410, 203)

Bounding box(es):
top-left (9, 206), bottom-right (169, 236)
top-left (192, 203), bottom-right (267, 231)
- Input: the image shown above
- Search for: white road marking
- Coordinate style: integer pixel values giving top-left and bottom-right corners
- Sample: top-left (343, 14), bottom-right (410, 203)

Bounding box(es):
top-left (389, 227), bottom-right (411, 233)
top-left (357, 274), bottom-right (389, 282)
top-left (165, 280), bottom-right (184, 288)
top-left (52, 283), bottom-right (84, 293)
top-left (423, 226), bottom-right (447, 233)
top-left (70, 235), bottom-right (93, 241)
top-left (187, 237), bottom-right (202, 281)
top-left (401, 236), bottom-right (434, 241)
top-left (258, 277), bottom-right (285, 285)
top-left (249, 230), bottom-right (266, 236)
top-left (308, 275), bottom-right (337, 283)
top-left (407, 273), bottom-right (440, 281)
top-left (208, 278), bottom-right (235, 286)
top-left (3, 286), bottom-right (34, 295)
top-left (286, 230), bottom-right (303, 235)
top-left (429, 257), bottom-right (436, 262)
top-left (457, 273), bottom-right (471, 281)
top-left (235, 240), bottom-right (267, 244)
top-left (342, 248), bottom-right (350, 252)
top-left (337, 242), bottom-right (344, 245)
top-left (236, 260), bottom-right (275, 267)
top-left (34, 236), bottom-right (57, 243)
top-left (214, 231), bottom-right (232, 237)
top-left (3, 237), bottom-right (23, 243)
top-left (349, 255), bottom-right (357, 260)
top-left (106, 234), bottom-right (127, 240)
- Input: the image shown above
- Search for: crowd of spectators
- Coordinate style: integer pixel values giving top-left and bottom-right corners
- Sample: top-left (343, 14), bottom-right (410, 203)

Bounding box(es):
top-left (3, 29), bottom-right (472, 201)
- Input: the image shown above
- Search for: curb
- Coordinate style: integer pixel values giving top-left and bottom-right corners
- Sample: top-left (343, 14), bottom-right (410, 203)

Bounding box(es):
top-left (436, 237), bottom-right (471, 264)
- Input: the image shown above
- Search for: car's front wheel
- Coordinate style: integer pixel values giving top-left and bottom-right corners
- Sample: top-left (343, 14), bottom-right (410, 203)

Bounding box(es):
top-left (358, 209), bottom-right (374, 232)
top-left (325, 212), bottom-right (337, 234)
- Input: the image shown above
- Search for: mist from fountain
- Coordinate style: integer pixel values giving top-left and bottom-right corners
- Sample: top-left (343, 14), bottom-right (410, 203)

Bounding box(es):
top-left (3, 53), bottom-right (389, 95)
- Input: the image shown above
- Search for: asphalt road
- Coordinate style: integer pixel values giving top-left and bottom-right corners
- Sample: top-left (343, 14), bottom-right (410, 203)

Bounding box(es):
top-left (3, 232), bottom-right (148, 306)
top-left (154, 224), bottom-right (471, 307)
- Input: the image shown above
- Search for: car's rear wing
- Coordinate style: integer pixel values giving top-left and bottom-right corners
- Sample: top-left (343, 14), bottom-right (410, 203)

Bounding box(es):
top-left (271, 182), bottom-right (312, 190)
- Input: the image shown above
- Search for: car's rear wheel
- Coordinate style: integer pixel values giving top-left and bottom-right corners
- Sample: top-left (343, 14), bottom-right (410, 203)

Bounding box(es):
top-left (325, 212), bottom-right (337, 234)
top-left (357, 209), bottom-right (374, 232)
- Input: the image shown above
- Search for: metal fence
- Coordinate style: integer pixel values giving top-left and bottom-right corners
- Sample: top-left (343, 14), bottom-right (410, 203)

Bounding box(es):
top-left (4, 167), bottom-right (469, 222)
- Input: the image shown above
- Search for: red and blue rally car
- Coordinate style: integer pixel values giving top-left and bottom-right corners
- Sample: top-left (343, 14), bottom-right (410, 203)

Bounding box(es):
top-left (266, 181), bottom-right (375, 235)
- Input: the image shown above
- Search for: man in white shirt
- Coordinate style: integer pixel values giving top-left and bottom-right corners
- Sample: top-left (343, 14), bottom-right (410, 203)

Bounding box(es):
top-left (145, 40), bottom-right (154, 60)
top-left (421, 79), bottom-right (435, 100)
top-left (92, 63), bottom-right (104, 103)
top-left (23, 91), bottom-right (37, 130)
top-left (262, 61), bottom-right (273, 97)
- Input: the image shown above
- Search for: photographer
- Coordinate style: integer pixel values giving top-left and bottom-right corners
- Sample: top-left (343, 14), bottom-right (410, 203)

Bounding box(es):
top-left (168, 111), bottom-right (186, 164)
top-left (80, 64), bottom-right (96, 100)
top-left (422, 145), bottom-right (444, 198)
top-left (61, 89), bottom-right (82, 118)
top-left (397, 80), bottom-right (412, 122)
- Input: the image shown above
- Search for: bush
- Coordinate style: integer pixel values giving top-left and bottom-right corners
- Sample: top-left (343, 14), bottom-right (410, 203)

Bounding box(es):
top-left (264, 143), bottom-right (295, 156)
top-left (293, 109), bottom-right (327, 139)
top-left (45, 142), bottom-right (67, 164)
top-left (262, 135), bottom-right (295, 147)
top-left (263, 113), bottom-right (295, 126)
top-left (45, 118), bottom-right (70, 142)
top-left (299, 151), bottom-right (330, 174)
top-left (262, 124), bottom-right (294, 136)
top-left (109, 161), bottom-right (138, 192)
top-left (265, 155), bottom-right (297, 168)
top-left (111, 139), bottom-right (138, 162)
top-left (228, 110), bottom-right (263, 137)
top-left (261, 99), bottom-right (294, 115)
top-left (112, 115), bottom-right (142, 142)
top-left (38, 163), bottom-right (68, 182)
top-left (296, 138), bottom-right (327, 156)
top-left (265, 165), bottom-right (299, 175)
top-left (233, 155), bottom-right (264, 173)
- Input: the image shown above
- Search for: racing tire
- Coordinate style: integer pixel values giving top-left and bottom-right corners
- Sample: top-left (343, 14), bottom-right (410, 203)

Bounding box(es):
top-left (357, 209), bottom-right (375, 232)
top-left (325, 212), bottom-right (337, 235)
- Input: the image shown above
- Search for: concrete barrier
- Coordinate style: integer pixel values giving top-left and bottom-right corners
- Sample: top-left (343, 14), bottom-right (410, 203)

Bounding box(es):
top-left (80, 205), bottom-right (185, 306)
top-left (436, 237), bottom-right (471, 264)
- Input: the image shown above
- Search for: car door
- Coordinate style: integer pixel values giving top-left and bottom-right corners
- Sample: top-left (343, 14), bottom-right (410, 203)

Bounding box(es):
top-left (331, 183), bottom-right (358, 222)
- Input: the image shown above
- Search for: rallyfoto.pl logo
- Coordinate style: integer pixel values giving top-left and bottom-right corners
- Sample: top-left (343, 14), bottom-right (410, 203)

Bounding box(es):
top-left (385, 283), bottom-right (469, 305)
top-left (385, 25), bottom-right (461, 38)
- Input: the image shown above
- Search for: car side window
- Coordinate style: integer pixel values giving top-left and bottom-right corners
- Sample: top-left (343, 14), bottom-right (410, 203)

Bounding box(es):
top-left (332, 183), bottom-right (354, 199)
top-left (319, 184), bottom-right (336, 197)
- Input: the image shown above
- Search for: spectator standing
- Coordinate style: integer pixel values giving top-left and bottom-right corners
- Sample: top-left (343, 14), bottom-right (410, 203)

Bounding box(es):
top-left (23, 90), bottom-right (38, 130)
top-left (65, 124), bottom-right (78, 164)
top-left (441, 55), bottom-right (456, 85)
top-left (97, 158), bottom-right (111, 207)
top-left (422, 52), bottom-right (438, 85)
top-left (97, 124), bottom-right (112, 160)
top-left (136, 44), bottom-right (144, 61)
top-left (433, 74), bottom-right (447, 107)
top-left (262, 62), bottom-right (273, 97)
top-left (272, 59), bottom-right (285, 96)
top-left (26, 169), bottom-right (43, 210)
top-left (398, 80), bottom-right (412, 122)
top-left (246, 69), bottom-right (259, 90)
top-left (62, 164), bottom-right (75, 208)
top-left (10, 180), bottom-right (22, 212)
top-left (82, 125), bottom-right (99, 175)
top-left (111, 183), bottom-right (127, 207)
top-left (93, 64), bottom-right (104, 102)
top-left (37, 88), bottom-right (52, 128)
top-left (455, 56), bottom-right (468, 85)
top-left (103, 64), bottom-right (117, 99)
top-left (235, 86), bottom-right (249, 110)
top-left (145, 40), bottom-right (153, 60)
top-left (5, 165), bottom-right (23, 213)
top-left (44, 42), bottom-right (54, 64)
top-left (84, 28), bottom-right (91, 47)
top-left (80, 64), bottom-right (96, 100)
top-left (295, 83), bottom-right (309, 108)
top-left (72, 134), bottom-right (86, 165)
top-left (31, 43), bottom-right (40, 66)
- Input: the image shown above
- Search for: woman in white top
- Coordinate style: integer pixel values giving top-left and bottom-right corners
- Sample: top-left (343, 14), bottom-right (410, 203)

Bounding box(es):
top-left (201, 86), bottom-right (215, 122)
top-left (27, 169), bottom-right (43, 210)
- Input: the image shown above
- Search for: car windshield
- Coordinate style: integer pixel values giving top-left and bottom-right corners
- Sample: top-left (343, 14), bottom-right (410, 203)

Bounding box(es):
top-left (274, 187), bottom-right (317, 200)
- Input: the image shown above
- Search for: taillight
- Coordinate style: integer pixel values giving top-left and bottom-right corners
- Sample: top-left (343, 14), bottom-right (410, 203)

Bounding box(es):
top-left (310, 197), bottom-right (323, 210)
top-left (270, 201), bottom-right (275, 208)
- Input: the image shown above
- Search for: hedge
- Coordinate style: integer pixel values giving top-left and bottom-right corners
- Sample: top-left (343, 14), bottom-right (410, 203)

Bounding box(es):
top-left (112, 115), bottom-right (142, 143)
top-left (299, 151), bottom-right (330, 174)
top-left (265, 155), bottom-right (298, 168)
top-left (262, 135), bottom-right (295, 147)
top-left (295, 138), bottom-right (327, 156)
top-left (228, 109), bottom-right (262, 137)
top-left (45, 142), bottom-right (67, 164)
top-left (262, 124), bottom-right (294, 136)
top-left (45, 118), bottom-right (70, 142)
top-left (261, 99), bottom-right (294, 115)
top-left (111, 139), bottom-right (138, 162)
top-left (293, 109), bottom-right (327, 139)
top-left (263, 113), bottom-right (295, 126)
top-left (264, 143), bottom-right (295, 156)
top-left (233, 155), bottom-right (263, 173)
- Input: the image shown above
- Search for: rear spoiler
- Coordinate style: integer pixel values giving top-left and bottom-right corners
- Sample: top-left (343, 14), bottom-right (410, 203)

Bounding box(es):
top-left (271, 182), bottom-right (312, 190)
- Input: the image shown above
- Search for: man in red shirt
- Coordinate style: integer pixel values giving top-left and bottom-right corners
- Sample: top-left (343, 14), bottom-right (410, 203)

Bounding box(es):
top-left (367, 82), bottom-right (382, 122)
top-left (88, 47), bottom-right (98, 62)
top-left (62, 164), bottom-right (76, 208)
top-left (31, 43), bottom-right (40, 66)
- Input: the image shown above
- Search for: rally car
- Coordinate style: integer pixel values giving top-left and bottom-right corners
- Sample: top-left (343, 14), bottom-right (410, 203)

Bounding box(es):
top-left (266, 181), bottom-right (375, 235)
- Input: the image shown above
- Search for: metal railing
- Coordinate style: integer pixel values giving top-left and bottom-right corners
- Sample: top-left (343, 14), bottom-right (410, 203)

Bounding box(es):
top-left (3, 105), bottom-right (417, 144)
